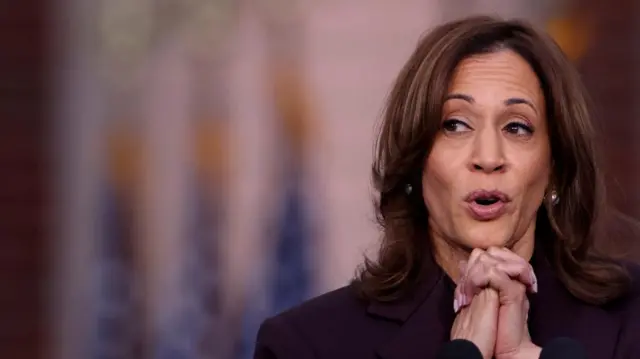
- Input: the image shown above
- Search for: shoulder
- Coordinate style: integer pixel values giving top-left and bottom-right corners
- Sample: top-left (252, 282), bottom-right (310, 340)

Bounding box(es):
top-left (625, 260), bottom-right (640, 294)
top-left (612, 261), bottom-right (640, 309)
top-left (280, 283), bottom-right (367, 320)
top-left (254, 284), bottom-right (390, 359)
top-left (623, 260), bottom-right (640, 307)
top-left (260, 284), bottom-right (367, 336)
top-left (610, 261), bottom-right (640, 358)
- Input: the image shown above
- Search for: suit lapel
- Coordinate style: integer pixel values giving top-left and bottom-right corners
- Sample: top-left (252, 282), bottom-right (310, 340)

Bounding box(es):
top-left (368, 254), bottom-right (456, 359)
top-left (374, 279), bottom-right (455, 359)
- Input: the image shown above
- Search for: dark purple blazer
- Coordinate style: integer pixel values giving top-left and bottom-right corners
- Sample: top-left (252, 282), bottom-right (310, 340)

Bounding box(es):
top-left (254, 248), bottom-right (640, 359)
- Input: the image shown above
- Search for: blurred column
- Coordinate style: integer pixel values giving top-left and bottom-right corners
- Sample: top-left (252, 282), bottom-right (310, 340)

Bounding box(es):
top-left (52, 0), bottom-right (156, 357)
top-left (233, 1), bottom-right (317, 357)
top-left (223, 0), bottom-right (273, 342)
top-left (137, 1), bottom-right (240, 358)
top-left (51, 0), bottom-right (109, 358)
top-left (138, 36), bottom-right (192, 359)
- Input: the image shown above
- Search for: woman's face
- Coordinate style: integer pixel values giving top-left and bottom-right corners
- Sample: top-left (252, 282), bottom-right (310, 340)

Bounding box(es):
top-left (422, 50), bottom-right (551, 255)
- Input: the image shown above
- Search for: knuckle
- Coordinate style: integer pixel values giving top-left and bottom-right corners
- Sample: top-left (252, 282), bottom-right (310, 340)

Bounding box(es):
top-left (517, 257), bottom-right (529, 268)
top-left (484, 267), bottom-right (500, 285)
top-left (467, 271), bottom-right (485, 288)
top-left (486, 265), bottom-right (499, 278)
top-left (470, 248), bottom-right (484, 259)
top-left (465, 270), bottom-right (479, 286)
top-left (476, 252), bottom-right (491, 264)
top-left (471, 248), bottom-right (484, 255)
top-left (515, 261), bottom-right (529, 273)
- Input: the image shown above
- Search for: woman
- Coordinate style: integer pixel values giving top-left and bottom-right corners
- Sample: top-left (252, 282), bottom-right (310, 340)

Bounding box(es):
top-left (253, 16), bottom-right (640, 359)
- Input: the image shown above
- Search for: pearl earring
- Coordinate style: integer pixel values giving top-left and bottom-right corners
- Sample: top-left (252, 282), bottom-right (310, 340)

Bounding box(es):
top-left (405, 183), bottom-right (413, 195)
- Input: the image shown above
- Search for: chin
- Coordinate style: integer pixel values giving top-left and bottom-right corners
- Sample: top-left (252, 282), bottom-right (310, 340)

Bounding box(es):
top-left (463, 237), bottom-right (510, 250)
top-left (461, 225), bottom-right (513, 250)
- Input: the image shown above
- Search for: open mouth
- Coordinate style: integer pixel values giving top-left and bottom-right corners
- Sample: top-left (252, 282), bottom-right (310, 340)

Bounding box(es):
top-left (465, 190), bottom-right (509, 221)
top-left (465, 189), bottom-right (509, 204)
top-left (474, 196), bottom-right (500, 206)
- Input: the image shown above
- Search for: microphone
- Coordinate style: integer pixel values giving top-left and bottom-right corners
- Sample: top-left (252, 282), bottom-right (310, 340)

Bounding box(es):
top-left (540, 337), bottom-right (587, 359)
top-left (437, 339), bottom-right (483, 359)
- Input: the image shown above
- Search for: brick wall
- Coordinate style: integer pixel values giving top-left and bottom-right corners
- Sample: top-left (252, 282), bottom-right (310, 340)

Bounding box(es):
top-left (0, 1), bottom-right (47, 359)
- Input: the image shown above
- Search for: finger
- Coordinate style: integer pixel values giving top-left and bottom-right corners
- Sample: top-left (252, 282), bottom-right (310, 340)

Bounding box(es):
top-left (454, 250), bottom-right (483, 311)
top-left (466, 265), bottom-right (527, 304)
top-left (466, 248), bottom-right (485, 272)
top-left (454, 274), bottom-right (469, 313)
top-left (523, 299), bottom-right (531, 339)
top-left (487, 247), bottom-right (538, 293)
top-left (486, 246), bottom-right (521, 261)
top-left (453, 286), bottom-right (462, 313)
top-left (455, 248), bottom-right (536, 312)
top-left (458, 260), bottom-right (468, 277)
top-left (493, 261), bottom-right (537, 293)
top-left (453, 272), bottom-right (476, 313)
top-left (460, 253), bottom-right (501, 301)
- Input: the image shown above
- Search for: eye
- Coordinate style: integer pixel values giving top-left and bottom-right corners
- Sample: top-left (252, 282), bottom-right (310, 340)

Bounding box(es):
top-left (503, 121), bottom-right (534, 136)
top-left (442, 119), bottom-right (472, 133)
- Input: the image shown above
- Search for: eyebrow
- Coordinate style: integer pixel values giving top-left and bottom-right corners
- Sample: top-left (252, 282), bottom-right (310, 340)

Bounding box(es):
top-left (444, 93), bottom-right (474, 103)
top-left (444, 93), bottom-right (538, 114)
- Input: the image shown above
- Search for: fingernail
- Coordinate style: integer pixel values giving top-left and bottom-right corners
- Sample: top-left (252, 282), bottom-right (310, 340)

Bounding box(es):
top-left (460, 294), bottom-right (468, 306)
top-left (453, 298), bottom-right (460, 313)
top-left (531, 270), bottom-right (538, 293)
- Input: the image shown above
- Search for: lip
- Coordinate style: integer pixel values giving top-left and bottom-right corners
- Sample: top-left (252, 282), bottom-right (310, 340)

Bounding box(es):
top-left (465, 189), bottom-right (510, 203)
top-left (465, 189), bottom-right (510, 221)
top-left (467, 201), bottom-right (507, 221)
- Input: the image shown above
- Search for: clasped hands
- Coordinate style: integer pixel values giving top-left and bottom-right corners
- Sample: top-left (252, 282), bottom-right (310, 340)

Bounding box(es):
top-left (450, 247), bottom-right (542, 359)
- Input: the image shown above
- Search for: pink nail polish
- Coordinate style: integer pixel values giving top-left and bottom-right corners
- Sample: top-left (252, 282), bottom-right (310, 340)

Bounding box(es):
top-left (453, 298), bottom-right (460, 313)
top-left (531, 270), bottom-right (538, 293)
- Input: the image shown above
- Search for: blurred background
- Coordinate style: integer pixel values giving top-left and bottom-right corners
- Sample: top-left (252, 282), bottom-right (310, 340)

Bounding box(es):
top-left (2, 0), bottom-right (640, 358)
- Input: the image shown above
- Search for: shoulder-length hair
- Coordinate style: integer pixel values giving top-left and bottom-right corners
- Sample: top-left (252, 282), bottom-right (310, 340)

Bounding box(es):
top-left (355, 15), bottom-right (631, 305)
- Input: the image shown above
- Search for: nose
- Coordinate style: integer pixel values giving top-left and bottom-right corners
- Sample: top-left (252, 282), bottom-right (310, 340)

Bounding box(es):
top-left (469, 129), bottom-right (505, 174)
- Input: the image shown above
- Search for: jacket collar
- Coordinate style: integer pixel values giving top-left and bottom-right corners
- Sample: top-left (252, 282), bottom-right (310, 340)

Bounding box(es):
top-left (366, 251), bottom-right (446, 322)
top-left (367, 251), bottom-right (456, 359)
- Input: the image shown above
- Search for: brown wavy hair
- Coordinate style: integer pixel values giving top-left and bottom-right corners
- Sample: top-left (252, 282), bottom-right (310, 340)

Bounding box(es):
top-left (354, 16), bottom-right (631, 305)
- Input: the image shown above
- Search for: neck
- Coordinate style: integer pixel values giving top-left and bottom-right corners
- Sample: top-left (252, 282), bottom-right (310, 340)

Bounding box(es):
top-left (431, 227), bottom-right (536, 284)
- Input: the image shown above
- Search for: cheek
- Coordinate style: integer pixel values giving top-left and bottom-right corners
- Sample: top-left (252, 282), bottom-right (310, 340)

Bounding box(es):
top-left (531, 150), bottom-right (551, 182)
top-left (421, 152), bottom-right (458, 209)
top-left (517, 157), bottom-right (551, 202)
top-left (509, 139), bottom-right (551, 187)
top-left (423, 146), bottom-right (462, 185)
